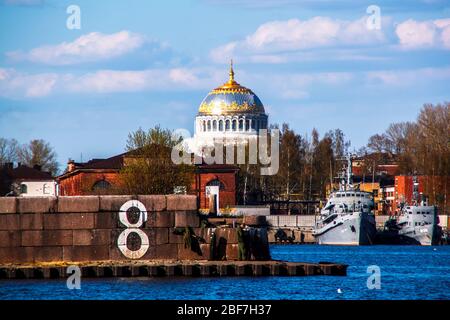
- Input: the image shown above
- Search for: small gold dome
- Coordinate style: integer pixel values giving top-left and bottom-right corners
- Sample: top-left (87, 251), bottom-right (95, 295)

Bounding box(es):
top-left (198, 61), bottom-right (266, 116)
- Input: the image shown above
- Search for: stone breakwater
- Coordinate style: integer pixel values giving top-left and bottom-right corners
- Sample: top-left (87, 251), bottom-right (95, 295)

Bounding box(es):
top-left (0, 261), bottom-right (347, 279)
top-left (0, 195), bottom-right (270, 265)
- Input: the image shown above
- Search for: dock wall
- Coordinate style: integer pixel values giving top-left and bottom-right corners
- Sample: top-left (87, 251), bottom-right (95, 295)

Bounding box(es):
top-left (0, 196), bottom-right (269, 265)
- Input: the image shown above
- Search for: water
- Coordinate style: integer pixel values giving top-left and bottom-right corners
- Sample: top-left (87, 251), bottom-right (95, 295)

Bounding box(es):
top-left (0, 245), bottom-right (449, 300)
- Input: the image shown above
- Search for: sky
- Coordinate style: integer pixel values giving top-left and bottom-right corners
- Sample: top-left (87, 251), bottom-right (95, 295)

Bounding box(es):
top-left (0, 0), bottom-right (449, 172)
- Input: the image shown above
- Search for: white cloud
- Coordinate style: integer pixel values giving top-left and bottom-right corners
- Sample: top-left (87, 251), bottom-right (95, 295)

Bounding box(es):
top-left (7, 31), bottom-right (145, 65)
top-left (2, 0), bottom-right (44, 5)
top-left (0, 67), bottom-right (224, 98)
top-left (1, 66), bottom-right (449, 100)
top-left (366, 67), bottom-right (450, 85)
top-left (255, 72), bottom-right (353, 100)
top-left (0, 68), bottom-right (59, 98)
top-left (395, 18), bottom-right (450, 49)
top-left (210, 16), bottom-right (388, 63)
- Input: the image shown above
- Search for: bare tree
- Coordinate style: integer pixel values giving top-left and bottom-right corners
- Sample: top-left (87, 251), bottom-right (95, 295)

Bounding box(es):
top-left (0, 138), bottom-right (19, 164)
top-left (17, 139), bottom-right (59, 176)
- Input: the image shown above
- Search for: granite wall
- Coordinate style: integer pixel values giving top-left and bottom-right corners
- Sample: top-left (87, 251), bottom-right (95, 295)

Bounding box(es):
top-left (0, 195), bottom-right (270, 265)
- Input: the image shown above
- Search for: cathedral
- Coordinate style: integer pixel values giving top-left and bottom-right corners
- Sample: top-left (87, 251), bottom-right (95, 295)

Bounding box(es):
top-left (194, 61), bottom-right (268, 144)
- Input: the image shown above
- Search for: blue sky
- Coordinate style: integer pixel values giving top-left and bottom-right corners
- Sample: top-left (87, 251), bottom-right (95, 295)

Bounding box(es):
top-left (0, 0), bottom-right (449, 171)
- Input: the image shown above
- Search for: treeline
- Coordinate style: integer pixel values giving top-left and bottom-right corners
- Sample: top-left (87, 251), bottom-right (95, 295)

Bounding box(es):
top-left (239, 102), bottom-right (449, 204)
top-left (237, 125), bottom-right (350, 204)
top-left (0, 139), bottom-right (59, 176)
top-left (360, 102), bottom-right (449, 177)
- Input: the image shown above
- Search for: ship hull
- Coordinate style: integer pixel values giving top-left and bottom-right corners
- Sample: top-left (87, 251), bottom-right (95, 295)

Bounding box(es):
top-left (314, 212), bottom-right (377, 246)
top-left (399, 224), bottom-right (441, 246)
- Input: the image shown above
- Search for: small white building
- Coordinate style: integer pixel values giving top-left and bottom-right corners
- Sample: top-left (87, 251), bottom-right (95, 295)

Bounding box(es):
top-left (6, 164), bottom-right (57, 197)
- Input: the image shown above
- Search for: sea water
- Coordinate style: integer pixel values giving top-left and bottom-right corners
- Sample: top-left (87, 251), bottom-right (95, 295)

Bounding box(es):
top-left (0, 245), bottom-right (449, 300)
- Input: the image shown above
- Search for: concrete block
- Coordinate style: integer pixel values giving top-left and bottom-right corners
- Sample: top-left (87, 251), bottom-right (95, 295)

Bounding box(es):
top-left (166, 195), bottom-right (197, 211)
top-left (43, 213), bottom-right (95, 230)
top-left (143, 211), bottom-right (156, 228)
top-left (0, 214), bottom-right (20, 230)
top-left (20, 213), bottom-right (43, 230)
top-left (31, 246), bottom-right (64, 263)
top-left (73, 229), bottom-right (111, 246)
top-left (226, 244), bottom-right (239, 261)
top-left (17, 197), bottom-right (57, 213)
top-left (243, 215), bottom-right (267, 226)
top-left (137, 195), bottom-right (166, 211)
top-left (201, 228), bottom-right (215, 244)
top-left (22, 230), bottom-right (72, 246)
top-left (21, 230), bottom-right (42, 246)
top-left (174, 211), bottom-right (200, 228)
top-left (63, 245), bottom-right (110, 262)
top-left (216, 228), bottom-right (238, 244)
top-left (155, 243), bottom-right (178, 259)
top-left (0, 247), bottom-right (26, 264)
top-left (58, 196), bottom-right (99, 213)
top-left (94, 212), bottom-right (118, 229)
top-left (99, 195), bottom-right (133, 212)
top-left (169, 227), bottom-right (203, 244)
top-left (155, 228), bottom-right (169, 245)
top-left (200, 244), bottom-right (211, 260)
top-left (0, 198), bottom-right (16, 214)
top-left (0, 231), bottom-right (21, 247)
top-left (155, 211), bottom-right (174, 227)
top-left (177, 243), bottom-right (206, 260)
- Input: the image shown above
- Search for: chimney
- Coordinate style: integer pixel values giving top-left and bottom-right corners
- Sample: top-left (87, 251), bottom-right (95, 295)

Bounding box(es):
top-left (67, 159), bottom-right (76, 172)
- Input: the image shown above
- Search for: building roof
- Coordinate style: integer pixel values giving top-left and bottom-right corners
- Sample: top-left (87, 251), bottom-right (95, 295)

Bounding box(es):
top-left (76, 153), bottom-right (125, 170)
top-left (6, 165), bottom-right (53, 181)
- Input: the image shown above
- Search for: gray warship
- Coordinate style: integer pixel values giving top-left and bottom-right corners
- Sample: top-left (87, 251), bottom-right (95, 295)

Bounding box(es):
top-left (385, 176), bottom-right (442, 245)
top-left (395, 204), bottom-right (441, 245)
top-left (313, 156), bottom-right (377, 245)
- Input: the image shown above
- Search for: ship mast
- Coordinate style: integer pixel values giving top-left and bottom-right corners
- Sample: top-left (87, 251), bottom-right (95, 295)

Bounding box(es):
top-left (346, 155), bottom-right (352, 188)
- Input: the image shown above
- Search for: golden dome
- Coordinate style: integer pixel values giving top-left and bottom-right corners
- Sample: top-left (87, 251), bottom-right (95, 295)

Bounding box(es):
top-left (198, 61), bottom-right (266, 116)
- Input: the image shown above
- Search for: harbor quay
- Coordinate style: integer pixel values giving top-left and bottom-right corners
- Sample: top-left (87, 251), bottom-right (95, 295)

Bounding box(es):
top-left (0, 195), bottom-right (347, 279)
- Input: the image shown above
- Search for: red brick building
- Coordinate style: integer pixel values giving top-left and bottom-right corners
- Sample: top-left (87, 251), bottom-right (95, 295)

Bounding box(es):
top-left (395, 175), bottom-right (449, 214)
top-left (57, 152), bottom-right (238, 211)
top-left (193, 164), bottom-right (239, 211)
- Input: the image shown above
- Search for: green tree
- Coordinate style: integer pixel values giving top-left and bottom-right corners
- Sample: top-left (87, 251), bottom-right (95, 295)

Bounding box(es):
top-left (119, 126), bottom-right (194, 195)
